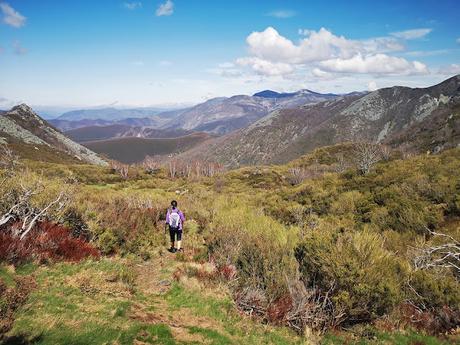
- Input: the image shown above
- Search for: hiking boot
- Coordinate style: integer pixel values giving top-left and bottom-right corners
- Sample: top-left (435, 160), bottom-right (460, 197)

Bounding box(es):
top-left (168, 247), bottom-right (175, 253)
top-left (177, 248), bottom-right (183, 253)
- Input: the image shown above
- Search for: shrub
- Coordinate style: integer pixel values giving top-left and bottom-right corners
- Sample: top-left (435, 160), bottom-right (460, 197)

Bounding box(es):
top-left (407, 270), bottom-right (460, 310)
top-left (372, 183), bottom-right (443, 234)
top-left (0, 274), bottom-right (36, 337)
top-left (295, 227), bottom-right (405, 325)
top-left (0, 221), bottom-right (99, 265)
top-left (206, 197), bottom-right (297, 300)
top-left (95, 230), bottom-right (119, 255)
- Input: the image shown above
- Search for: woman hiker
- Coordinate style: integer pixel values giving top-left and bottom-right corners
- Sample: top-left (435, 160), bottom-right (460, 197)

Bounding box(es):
top-left (165, 200), bottom-right (185, 253)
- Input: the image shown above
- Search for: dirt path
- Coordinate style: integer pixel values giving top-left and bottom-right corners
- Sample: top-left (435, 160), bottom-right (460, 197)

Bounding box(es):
top-left (131, 252), bottom-right (227, 343)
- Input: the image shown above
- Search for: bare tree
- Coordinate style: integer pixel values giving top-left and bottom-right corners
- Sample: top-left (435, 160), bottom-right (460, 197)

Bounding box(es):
top-left (19, 191), bottom-right (67, 240)
top-left (168, 160), bottom-right (177, 178)
top-left (141, 155), bottom-right (161, 174)
top-left (398, 143), bottom-right (416, 160)
top-left (353, 142), bottom-right (382, 175)
top-left (110, 161), bottom-right (130, 179)
top-left (0, 178), bottom-right (71, 240)
top-left (333, 153), bottom-right (348, 173)
top-left (380, 145), bottom-right (392, 161)
top-left (413, 229), bottom-right (460, 276)
top-left (162, 158), bottom-right (224, 179)
top-left (287, 167), bottom-right (308, 185)
top-left (119, 165), bottom-right (129, 179)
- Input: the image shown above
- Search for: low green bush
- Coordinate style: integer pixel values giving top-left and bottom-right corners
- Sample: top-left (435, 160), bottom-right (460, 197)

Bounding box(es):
top-left (295, 227), bottom-right (406, 324)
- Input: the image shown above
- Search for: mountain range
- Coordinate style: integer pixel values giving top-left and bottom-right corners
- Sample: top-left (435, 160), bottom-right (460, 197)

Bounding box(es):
top-left (181, 75), bottom-right (460, 167)
top-left (50, 89), bottom-right (342, 136)
top-left (2, 76), bottom-right (459, 167)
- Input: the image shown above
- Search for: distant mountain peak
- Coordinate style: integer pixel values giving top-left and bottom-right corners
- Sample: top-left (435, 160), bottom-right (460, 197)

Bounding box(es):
top-left (1, 104), bottom-right (107, 166)
top-left (10, 104), bottom-right (40, 118)
top-left (11, 103), bottom-right (34, 113)
top-left (253, 89), bottom-right (338, 99)
top-left (253, 90), bottom-right (295, 98)
top-left (8, 103), bottom-right (47, 126)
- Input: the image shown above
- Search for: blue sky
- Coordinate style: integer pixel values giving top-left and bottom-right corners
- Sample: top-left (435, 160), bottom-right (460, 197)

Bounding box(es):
top-left (0, 0), bottom-right (459, 108)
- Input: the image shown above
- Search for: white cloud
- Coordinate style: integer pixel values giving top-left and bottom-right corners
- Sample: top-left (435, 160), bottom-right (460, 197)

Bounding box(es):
top-left (156, 0), bottom-right (174, 16)
top-left (360, 37), bottom-right (405, 53)
top-left (123, 2), bottom-right (142, 10)
top-left (368, 81), bottom-right (378, 91)
top-left (267, 10), bottom-right (296, 18)
top-left (457, 38), bottom-right (460, 44)
top-left (320, 54), bottom-right (428, 75)
top-left (0, 2), bottom-right (26, 28)
top-left (438, 64), bottom-right (460, 75)
top-left (131, 60), bottom-right (145, 66)
top-left (311, 68), bottom-right (334, 79)
top-left (236, 57), bottom-right (294, 76)
top-left (390, 28), bottom-right (432, 40)
top-left (246, 27), bottom-right (406, 65)
top-left (236, 27), bottom-right (429, 77)
top-left (12, 40), bottom-right (27, 55)
top-left (404, 49), bottom-right (452, 57)
top-left (299, 28), bottom-right (404, 53)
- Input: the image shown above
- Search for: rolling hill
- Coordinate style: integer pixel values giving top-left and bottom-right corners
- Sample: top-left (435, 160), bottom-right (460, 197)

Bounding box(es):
top-left (57, 107), bottom-right (171, 121)
top-left (65, 124), bottom-right (192, 143)
top-left (83, 132), bottom-right (212, 163)
top-left (181, 75), bottom-right (460, 167)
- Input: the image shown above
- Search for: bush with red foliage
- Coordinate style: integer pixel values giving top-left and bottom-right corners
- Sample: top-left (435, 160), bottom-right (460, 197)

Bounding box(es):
top-left (219, 264), bottom-right (237, 281)
top-left (267, 295), bottom-right (293, 325)
top-left (398, 303), bottom-right (460, 335)
top-left (0, 221), bottom-right (99, 265)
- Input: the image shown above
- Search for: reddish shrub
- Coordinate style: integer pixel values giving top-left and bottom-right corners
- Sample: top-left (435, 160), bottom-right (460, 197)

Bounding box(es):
top-left (219, 264), bottom-right (237, 281)
top-left (267, 294), bottom-right (293, 324)
top-left (0, 221), bottom-right (99, 265)
top-left (398, 303), bottom-right (460, 335)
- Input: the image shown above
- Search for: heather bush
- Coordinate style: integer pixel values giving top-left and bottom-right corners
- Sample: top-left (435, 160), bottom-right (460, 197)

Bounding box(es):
top-left (206, 197), bottom-right (297, 300)
top-left (407, 270), bottom-right (460, 310)
top-left (372, 183), bottom-right (443, 234)
top-left (295, 227), bottom-right (405, 325)
top-left (0, 222), bottom-right (99, 265)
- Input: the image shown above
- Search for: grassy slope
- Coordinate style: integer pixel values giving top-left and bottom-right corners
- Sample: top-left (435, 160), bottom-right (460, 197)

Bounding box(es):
top-left (3, 257), bottom-right (302, 345)
top-left (4, 136), bottom-right (84, 165)
top-left (2, 255), bottom-right (452, 345)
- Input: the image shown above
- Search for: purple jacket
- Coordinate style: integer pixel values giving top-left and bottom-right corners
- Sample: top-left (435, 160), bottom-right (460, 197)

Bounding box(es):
top-left (165, 207), bottom-right (185, 230)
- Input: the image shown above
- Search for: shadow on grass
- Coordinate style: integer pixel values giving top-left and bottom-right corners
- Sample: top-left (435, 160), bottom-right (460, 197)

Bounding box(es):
top-left (1, 334), bottom-right (42, 345)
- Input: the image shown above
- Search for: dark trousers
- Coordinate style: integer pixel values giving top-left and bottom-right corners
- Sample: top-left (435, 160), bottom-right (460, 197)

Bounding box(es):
top-left (169, 226), bottom-right (182, 242)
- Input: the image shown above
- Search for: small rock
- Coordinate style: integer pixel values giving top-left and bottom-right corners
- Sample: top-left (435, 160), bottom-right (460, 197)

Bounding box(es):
top-left (158, 279), bottom-right (171, 286)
